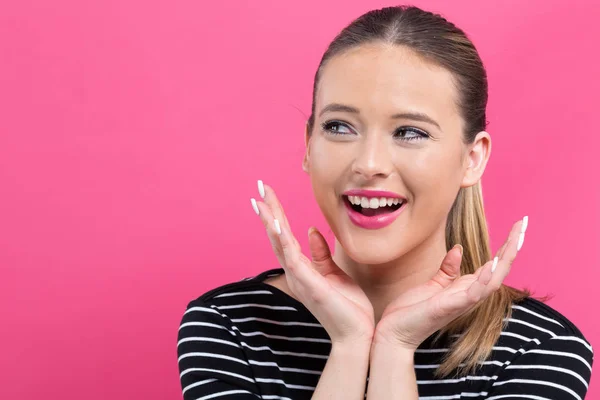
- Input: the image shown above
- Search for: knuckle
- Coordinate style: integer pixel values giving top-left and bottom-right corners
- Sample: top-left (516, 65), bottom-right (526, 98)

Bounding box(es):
top-left (258, 215), bottom-right (269, 228)
top-left (271, 244), bottom-right (283, 260)
top-left (467, 290), bottom-right (482, 304)
top-left (279, 237), bottom-right (290, 250)
top-left (269, 237), bottom-right (283, 255)
top-left (285, 255), bottom-right (301, 271)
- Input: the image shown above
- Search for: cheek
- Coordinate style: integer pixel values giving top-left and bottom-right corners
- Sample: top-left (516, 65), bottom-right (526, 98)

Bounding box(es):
top-left (308, 142), bottom-right (346, 204)
top-left (403, 151), bottom-right (462, 204)
top-left (309, 141), bottom-right (347, 183)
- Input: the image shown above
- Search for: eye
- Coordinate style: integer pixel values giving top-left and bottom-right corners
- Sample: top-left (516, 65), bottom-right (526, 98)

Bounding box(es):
top-left (320, 120), bottom-right (430, 142)
top-left (320, 120), bottom-right (354, 136)
top-left (394, 127), bottom-right (430, 142)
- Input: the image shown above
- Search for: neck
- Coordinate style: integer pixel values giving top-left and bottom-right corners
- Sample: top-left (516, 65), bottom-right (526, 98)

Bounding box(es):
top-left (331, 223), bottom-right (449, 324)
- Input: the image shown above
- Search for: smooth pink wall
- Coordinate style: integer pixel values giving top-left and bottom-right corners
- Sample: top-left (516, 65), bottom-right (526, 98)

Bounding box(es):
top-left (1, 0), bottom-right (598, 398)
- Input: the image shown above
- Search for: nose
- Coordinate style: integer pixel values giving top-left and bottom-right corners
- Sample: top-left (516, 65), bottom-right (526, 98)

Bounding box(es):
top-left (351, 134), bottom-right (394, 180)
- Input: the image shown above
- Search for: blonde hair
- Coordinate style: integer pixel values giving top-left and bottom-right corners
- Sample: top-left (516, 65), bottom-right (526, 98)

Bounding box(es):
top-left (435, 181), bottom-right (529, 377)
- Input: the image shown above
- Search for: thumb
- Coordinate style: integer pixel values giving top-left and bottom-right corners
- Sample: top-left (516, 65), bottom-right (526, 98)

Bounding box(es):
top-left (435, 244), bottom-right (463, 287)
top-left (307, 227), bottom-right (333, 266)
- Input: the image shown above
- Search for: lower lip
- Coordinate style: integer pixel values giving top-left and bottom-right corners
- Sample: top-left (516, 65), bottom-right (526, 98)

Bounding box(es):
top-left (343, 197), bottom-right (406, 230)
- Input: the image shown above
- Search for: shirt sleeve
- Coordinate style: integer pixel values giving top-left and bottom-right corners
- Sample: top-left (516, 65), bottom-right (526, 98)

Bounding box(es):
top-left (177, 300), bottom-right (262, 400)
top-left (486, 333), bottom-right (594, 399)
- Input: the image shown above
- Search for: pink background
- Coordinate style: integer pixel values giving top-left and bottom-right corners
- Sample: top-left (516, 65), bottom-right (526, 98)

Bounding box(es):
top-left (1, 0), bottom-right (598, 398)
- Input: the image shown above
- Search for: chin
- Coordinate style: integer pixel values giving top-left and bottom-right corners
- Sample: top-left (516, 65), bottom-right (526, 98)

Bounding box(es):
top-left (336, 229), bottom-right (406, 266)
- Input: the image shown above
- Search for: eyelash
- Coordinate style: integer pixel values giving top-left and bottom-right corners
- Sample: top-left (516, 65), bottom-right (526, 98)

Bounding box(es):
top-left (319, 120), bottom-right (430, 142)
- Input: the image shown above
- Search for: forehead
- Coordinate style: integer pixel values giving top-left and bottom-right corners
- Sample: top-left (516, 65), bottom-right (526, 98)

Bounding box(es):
top-left (316, 43), bottom-right (461, 130)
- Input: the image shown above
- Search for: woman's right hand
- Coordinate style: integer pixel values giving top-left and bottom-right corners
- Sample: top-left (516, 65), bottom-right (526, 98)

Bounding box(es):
top-left (251, 180), bottom-right (375, 347)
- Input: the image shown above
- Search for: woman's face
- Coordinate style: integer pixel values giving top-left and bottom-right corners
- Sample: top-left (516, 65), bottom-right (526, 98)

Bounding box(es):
top-left (303, 43), bottom-right (488, 265)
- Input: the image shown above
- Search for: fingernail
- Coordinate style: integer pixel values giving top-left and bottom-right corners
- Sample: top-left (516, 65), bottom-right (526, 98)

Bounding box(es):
top-left (258, 180), bottom-right (265, 199)
top-left (521, 216), bottom-right (529, 233)
top-left (517, 232), bottom-right (525, 251)
top-left (491, 256), bottom-right (499, 272)
top-left (454, 244), bottom-right (463, 257)
top-left (274, 219), bottom-right (281, 235)
top-left (250, 198), bottom-right (259, 215)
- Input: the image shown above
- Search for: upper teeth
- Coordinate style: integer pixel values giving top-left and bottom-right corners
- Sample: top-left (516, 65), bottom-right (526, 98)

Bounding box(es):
top-left (347, 196), bottom-right (403, 209)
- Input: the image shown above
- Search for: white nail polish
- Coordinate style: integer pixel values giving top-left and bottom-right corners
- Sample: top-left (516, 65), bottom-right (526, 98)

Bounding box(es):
top-left (521, 216), bottom-right (529, 233)
top-left (517, 232), bottom-right (525, 251)
top-left (258, 180), bottom-right (265, 199)
top-left (274, 219), bottom-right (281, 235)
top-left (250, 198), bottom-right (259, 215)
top-left (491, 256), bottom-right (498, 272)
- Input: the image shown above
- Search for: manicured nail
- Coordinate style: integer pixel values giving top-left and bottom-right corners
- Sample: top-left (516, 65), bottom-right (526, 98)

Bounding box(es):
top-left (273, 219), bottom-right (281, 235)
top-left (491, 256), bottom-right (499, 272)
top-left (258, 180), bottom-right (265, 199)
top-left (521, 216), bottom-right (528, 233)
top-left (250, 198), bottom-right (259, 215)
top-left (517, 232), bottom-right (525, 251)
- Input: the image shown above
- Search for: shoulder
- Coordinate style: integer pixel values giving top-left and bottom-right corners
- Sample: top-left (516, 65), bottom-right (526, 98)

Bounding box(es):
top-left (177, 271), bottom-right (279, 356)
top-left (187, 268), bottom-right (295, 308)
top-left (176, 273), bottom-right (278, 398)
top-left (488, 297), bottom-right (594, 398)
top-left (178, 268), bottom-right (306, 333)
top-left (506, 297), bottom-right (591, 345)
top-left (503, 296), bottom-right (593, 360)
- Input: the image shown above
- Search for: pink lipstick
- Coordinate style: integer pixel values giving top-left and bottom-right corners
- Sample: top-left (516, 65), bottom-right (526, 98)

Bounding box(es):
top-left (342, 189), bottom-right (407, 230)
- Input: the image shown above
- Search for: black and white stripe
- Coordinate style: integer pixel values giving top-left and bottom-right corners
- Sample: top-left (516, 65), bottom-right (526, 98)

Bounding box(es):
top-left (177, 268), bottom-right (593, 399)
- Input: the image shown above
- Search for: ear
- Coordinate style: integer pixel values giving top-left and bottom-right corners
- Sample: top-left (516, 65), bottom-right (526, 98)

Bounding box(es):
top-left (460, 131), bottom-right (491, 188)
top-left (302, 121), bottom-right (311, 174)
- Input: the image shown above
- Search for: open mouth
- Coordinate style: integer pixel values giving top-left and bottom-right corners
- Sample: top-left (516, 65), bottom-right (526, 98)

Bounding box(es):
top-left (343, 195), bottom-right (405, 217)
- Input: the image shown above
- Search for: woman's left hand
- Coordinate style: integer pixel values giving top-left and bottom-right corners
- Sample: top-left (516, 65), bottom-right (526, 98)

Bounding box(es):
top-left (373, 216), bottom-right (528, 351)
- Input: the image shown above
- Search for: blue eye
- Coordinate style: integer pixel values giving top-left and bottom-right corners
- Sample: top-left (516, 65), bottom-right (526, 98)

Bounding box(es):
top-left (320, 120), bottom-right (429, 142)
top-left (320, 121), bottom-right (353, 136)
top-left (394, 126), bottom-right (430, 141)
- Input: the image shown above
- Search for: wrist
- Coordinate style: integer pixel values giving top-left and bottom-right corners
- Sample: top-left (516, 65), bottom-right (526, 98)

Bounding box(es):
top-left (331, 339), bottom-right (372, 357)
top-left (331, 331), bottom-right (374, 351)
top-left (372, 324), bottom-right (421, 352)
top-left (367, 339), bottom-right (419, 400)
top-left (370, 340), bottom-right (415, 364)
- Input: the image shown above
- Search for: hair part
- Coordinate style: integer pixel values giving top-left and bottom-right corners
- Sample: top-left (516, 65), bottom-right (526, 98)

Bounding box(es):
top-left (306, 5), bottom-right (532, 377)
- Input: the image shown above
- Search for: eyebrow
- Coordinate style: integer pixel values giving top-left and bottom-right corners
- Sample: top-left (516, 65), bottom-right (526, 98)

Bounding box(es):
top-left (318, 102), bottom-right (441, 130)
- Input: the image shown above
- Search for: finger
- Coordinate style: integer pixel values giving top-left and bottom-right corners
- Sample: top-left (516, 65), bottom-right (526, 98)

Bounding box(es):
top-left (254, 183), bottom-right (330, 294)
top-left (254, 199), bottom-right (288, 268)
top-left (257, 188), bottom-right (322, 274)
top-left (277, 211), bottom-right (330, 299)
top-left (495, 240), bottom-right (509, 260)
top-left (436, 260), bottom-right (493, 319)
top-left (255, 197), bottom-right (324, 293)
top-left (429, 285), bottom-right (482, 324)
top-left (473, 264), bottom-right (485, 279)
top-left (262, 183), bottom-right (303, 251)
top-left (476, 259), bottom-right (494, 286)
top-left (485, 217), bottom-right (527, 296)
top-left (261, 182), bottom-right (291, 231)
top-left (430, 245), bottom-right (462, 288)
top-left (495, 216), bottom-right (527, 259)
top-left (307, 226), bottom-right (334, 274)
top-left (430, 257), bottom-right (498, 327)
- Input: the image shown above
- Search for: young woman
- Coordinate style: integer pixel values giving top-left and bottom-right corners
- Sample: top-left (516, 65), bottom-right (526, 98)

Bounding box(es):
top-left (177, 5), bottom-right (593, 399)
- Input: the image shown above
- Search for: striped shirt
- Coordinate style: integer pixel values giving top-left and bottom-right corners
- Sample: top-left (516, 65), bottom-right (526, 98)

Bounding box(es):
top-left (177, 268), bottom-right (594, 399)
